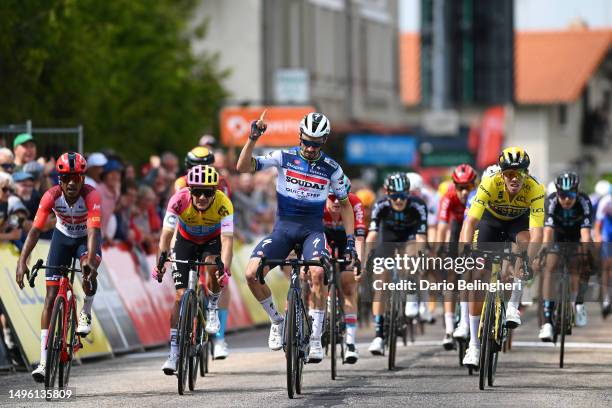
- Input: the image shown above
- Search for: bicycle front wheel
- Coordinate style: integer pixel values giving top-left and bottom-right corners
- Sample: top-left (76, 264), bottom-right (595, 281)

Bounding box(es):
top-left (60, 300), bottom-right (77, 388)
top-left (388, 290), bottom-right (398, 371)
top-left (286, 289), bottom-right (298, 399)
top-left (45, 298), bottom-right (65, 394)
top-left (479, 291), bottom-right (494, 390)
top-left (177, 292), bottom-right (194, 395)
top-left (330, 283), bottom-right (338, 380)
top-left (189, 307), bottom-right (204, 390)
top-left (559, 268), bottom-right (569, 369)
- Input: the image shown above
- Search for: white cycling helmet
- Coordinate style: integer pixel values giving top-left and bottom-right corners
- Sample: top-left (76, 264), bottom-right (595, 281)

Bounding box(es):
top-left (547, 181), bottom-right (557, 196)
top-left (405, 172), bottom-right (424, 192)
top-left (595, 179), bottom-right (610, 196)
top-left (299, 112), bottom-right (331, 139)
top-left (483, 164), bottom-right (500, 179)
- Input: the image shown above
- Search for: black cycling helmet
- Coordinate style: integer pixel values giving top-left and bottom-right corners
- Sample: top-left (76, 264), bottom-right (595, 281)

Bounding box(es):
top-left (384, 173), bottom-right (410, 193)
top-left (498, 146), bottom-right (530, 171)
top-left (555, 172), bottom-right (580, 192)
top-left (185, 146), bottom-right (215, 169)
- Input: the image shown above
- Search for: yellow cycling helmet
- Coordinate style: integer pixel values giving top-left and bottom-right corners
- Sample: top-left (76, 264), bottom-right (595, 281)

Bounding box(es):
top-left (355, 188), bottom-right (376, 207)
top-left (185, 146), bottom-right (215, 169)
top-left (498, 146), bottom-right (530, 171)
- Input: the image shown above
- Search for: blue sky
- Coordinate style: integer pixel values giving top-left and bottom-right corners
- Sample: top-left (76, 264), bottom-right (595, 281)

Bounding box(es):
top-left (400, 0), bottom-right (612, 31)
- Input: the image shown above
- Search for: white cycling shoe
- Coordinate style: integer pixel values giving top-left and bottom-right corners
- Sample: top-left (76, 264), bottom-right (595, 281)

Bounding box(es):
top-left (462, 345), bottom-right (480, 367)
top-left (206, 309), bottom-right (220, 334)
top-left (162, 354), bottom-right (178, 375)
top-left (368, 336), bottom-right (385, 356)
top-left (307, 338), bottom-right (324, 363)
top-left (538, 323), bottom-right (554, 342)
top-left (344, 344), bottom-right (359, 364)
top-left (76, 312), bottom-right (92, 337)
top-left (419, 303), bottom-right (434, 323)
top-left (505, 304), bottom-right (521, 328)
top-left (268, 320), bottom-right (284, 351)
top-left (453, 323), bottom-right (469, 340)
top-left (213, 339), bottom-right (229, 360)
top-left (32, 362), bottom-right (45, 383)
top-left (405, 301), bottom-right (419, 318)
top-left (575, 304), bottom-right (587, 327)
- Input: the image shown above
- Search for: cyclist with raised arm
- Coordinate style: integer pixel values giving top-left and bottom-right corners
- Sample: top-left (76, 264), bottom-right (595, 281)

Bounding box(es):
top-left (460, 147), bottom-right (544, 368)
top-left (15, 152), bottom-right (102, 382)
top-left (323, 175), bottom-right (365, 363)
top-left (367, 173), bottom-right (428, 355)
top-left (154, 165), bottom-right (234, 374)
top-left (434, 164), bottom-right (477, 349)
top-left (236, 111), bottom-right (355, 364)
top-left (538, 172), bottom-right (593, 341)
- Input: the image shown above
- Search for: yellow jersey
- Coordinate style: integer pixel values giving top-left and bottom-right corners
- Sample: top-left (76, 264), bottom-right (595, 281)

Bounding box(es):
top-left (467, 172), bottom-right (545, 228)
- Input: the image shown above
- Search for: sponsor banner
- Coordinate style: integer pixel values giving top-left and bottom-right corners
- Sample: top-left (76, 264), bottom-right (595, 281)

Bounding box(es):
top-left (102, 246), bottom-right (167, 347)
top-left (0, 242), bottom-right (112, 365)
top-left (87, 262), bottom-right (143, 354)
top-left (0, 331), bottom-right (10, 369)
top-left (143, 254), bottom-right (177, 336)
top-left (220, 106), bottom-right (315, 147)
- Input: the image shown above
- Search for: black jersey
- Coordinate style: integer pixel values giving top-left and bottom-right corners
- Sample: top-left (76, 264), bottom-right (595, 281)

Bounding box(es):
top-left (545, 192), bottom-right (592, 237)
top-left (369, 196), bottom-right (427, 242)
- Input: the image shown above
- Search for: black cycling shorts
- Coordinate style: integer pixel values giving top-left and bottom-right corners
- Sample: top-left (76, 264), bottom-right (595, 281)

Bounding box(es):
top-left (172, 233), bottom-right (221, 290)
top-left (474, 210), bottom-right (529, 245)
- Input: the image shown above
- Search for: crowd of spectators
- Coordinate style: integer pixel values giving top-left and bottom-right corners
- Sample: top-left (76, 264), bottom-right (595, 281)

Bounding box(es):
top-left (0, 133), bottom-right (278, 254)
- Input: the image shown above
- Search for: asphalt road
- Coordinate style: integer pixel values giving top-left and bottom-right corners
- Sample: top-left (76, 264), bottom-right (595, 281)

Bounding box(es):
top-left (1, 304), bottom-right (612, 407)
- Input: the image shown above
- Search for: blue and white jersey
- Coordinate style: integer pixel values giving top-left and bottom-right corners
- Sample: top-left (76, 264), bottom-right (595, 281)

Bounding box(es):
top-left (254, 147), bottom-right (347, 222)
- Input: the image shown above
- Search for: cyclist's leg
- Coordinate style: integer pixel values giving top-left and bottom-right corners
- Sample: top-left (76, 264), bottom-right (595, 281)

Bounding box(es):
top-left (199, 238), bottom-right (223, 335)
top-left (75, 231), bottom-right (102, 335)
top-left (370, 244), bottom-right (391, 349)
top-left (573, 242), bottom-right (591, 326)
top-left (506, 214), bottom-right (531, 326)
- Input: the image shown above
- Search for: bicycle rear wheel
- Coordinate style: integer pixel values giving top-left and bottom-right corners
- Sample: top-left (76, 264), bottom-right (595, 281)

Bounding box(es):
top-left (286, 289), bottom-right (298, 399)
top-left (60, 300), bottom-right (77, 388)
top-left (488, 299), bottom-right (503, 386)
top-left (388, 291), bottom-right (398, 371)
top-left (330, 283), bottom-right (338, 380)
top-left (198, 290), bottom-right (208, 377)
top-left (177, 292), bottom-right (194, 395)
top-left (479, 291), bottom-right (494, 390)
top-left (45, 298), bottom-right (65, 395)
top-left (295, 302), bottom-right (308, 395)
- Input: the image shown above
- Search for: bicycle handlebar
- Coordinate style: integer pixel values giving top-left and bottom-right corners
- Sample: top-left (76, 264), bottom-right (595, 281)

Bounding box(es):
top-left (255, 257), bottom-right (330, 285)
top-left (28, 259), bottom-right (82, 288)
top-left (326, 257), bottom-right (362, 276)
top-left (157, 256), bottom-right (224, 283)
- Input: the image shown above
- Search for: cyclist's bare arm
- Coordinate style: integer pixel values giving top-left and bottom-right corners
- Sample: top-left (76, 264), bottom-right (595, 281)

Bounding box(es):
top-left (434, 221), bottom-right (450, 253)
top-left (580, 227), bottom-right (592, 243)
top-left (339, 198), bottom-right (355, 238)
top-left (158, 228), bottom-right (174, 254)
top-left (236, 139), bottom-right (258, 173)
top-left (365, 230), bottom-right (378, 261)
top-left (85, 227), bottom-right (101, 267)
top-left (15, 227), bottom-right (43, 289)
top-left (528, 227), bottom-right (543, 259)
top-left (459, 215), bottom-right (479, 247)
top-left (220, 234), bottom-right (233, 273)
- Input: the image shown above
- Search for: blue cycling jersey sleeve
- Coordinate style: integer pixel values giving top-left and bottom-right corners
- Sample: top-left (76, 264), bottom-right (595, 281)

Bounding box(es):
top-left (254, 150), bottom-right (282, 172)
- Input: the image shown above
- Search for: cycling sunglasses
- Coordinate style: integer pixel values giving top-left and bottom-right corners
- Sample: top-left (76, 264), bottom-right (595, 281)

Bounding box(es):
top-left (558, 191), bottom-right (577, 200)
top-left (59, 174), bottom-right (83, 184)
top-left (300, 138), bottom-right (325, 148)
top-left (1, 186), bottom-right (11, 193)
top-left (502, 169), bottom-right (526, 179)
top-left (0, 163), bottom-right (15, 171)
top-left (454, 183), bottom-right (475, 191)
top-left (190, 188), bottom-right (216, 198)
top-left (388, 192), bottom-right (408, 201)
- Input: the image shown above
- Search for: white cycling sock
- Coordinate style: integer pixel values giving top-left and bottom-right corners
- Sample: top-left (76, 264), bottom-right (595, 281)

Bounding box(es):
top-left (460, 301), bottom-right (469, 326)
top-left (469, 315), bottom-right (480, 349)
top-left (40, 329), bottom-right (48, 364)
top-left (259, 296), bottom-right (283, 324)
top-left (3, 328), bottom-right (14, 349)
top-left (345, 314), bottom-right (357, 345)
top-left (170, 329), bottom-right (178, 355)
top-left (309, 309), bottom-right (325, 339)
top-left (82, 295), bottom-right (94, 315)
top-left (444, 313), bottom-right (455, 334)
top-left (208, 291), bottom-right (220, 310)
top-left (508, 279), bottom-right (522, 309)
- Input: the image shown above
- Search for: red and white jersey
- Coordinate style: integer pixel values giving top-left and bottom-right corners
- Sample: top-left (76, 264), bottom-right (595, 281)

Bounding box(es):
top-left (323, 193), bottom-right (367, 237)
top-left (33, 185), bottom-right (102, 238)
top-left (438, 185), bottom-right (467, 225)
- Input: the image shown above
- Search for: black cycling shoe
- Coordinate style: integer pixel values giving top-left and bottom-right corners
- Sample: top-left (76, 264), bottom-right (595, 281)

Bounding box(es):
top-left (603, 303), bottom-right (611, 319)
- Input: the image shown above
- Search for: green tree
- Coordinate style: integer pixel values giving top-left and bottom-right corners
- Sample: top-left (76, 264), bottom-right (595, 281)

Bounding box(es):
top-left (0, 0), bottom-right (226, 163)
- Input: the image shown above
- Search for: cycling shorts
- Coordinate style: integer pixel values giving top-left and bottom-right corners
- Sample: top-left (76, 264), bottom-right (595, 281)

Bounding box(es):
top-left (172, 233), bottom-right (221, 290)
top-left (46, 228), bottom-right (102, 285)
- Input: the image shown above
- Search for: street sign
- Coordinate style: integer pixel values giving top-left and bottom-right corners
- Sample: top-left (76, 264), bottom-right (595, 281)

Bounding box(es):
top-left (345, 134), bottom-right (417, 165)
top-left (274, 69), bottom-right (310, 104)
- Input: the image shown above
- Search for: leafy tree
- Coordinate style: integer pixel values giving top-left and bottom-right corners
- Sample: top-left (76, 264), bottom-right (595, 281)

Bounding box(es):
top-left (0, 0), bottom-right (226, 163)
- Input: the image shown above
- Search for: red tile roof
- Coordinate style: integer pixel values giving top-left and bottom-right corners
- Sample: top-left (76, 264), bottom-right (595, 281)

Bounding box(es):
top-left (400, 29), bottom-right (612, 105)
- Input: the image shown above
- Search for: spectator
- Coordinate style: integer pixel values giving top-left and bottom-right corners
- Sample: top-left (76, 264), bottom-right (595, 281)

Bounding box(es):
top-left (23, 161), bottom-right (44, 190)
top-left (10, 172), bottom-right (37, 226)
top-left (131, 185), bottom-right (161, 254)
top-left (199, 134), bottom-right (216, 149)
top-left (98, 160), bottom-right (123, 242)
top-left (232, 173), bottom-right (271, 242)
top-left (0, 148), bottom-right (15, 174)
top-left (85, 152), bottom-right (108, 188)
top-left (113, 180), bottom-right (138, 244)
top-left (160, 151), bottom-right (179, 179)
top-left (12, 133), bottom-right (37, 172)
top-left (124, 163), bottom-right (137, 183)
top-left (0, 173), bottom-right (24, 243)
